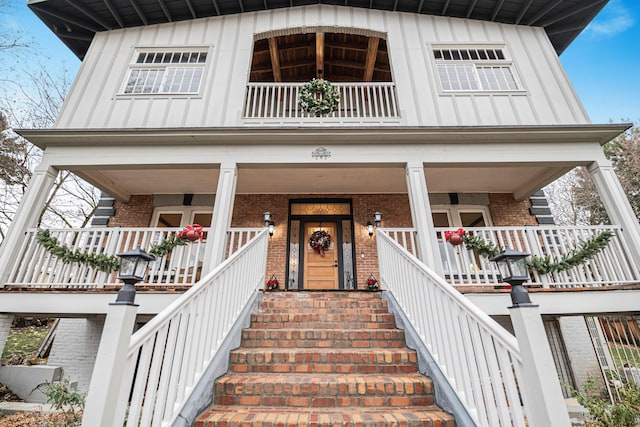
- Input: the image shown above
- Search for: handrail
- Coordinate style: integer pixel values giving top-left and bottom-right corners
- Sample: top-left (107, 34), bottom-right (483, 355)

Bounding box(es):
top-left (114, 229), bottom-right (269, 427)
top-left (377, 230), bottom-right (528, 426)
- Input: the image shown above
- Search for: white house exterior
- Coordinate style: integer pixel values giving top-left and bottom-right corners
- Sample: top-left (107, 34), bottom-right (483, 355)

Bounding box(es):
top-left (0, 0), bottom-right (639, 425)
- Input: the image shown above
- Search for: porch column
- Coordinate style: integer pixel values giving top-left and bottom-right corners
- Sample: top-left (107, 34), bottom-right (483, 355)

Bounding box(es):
top-left (588, 159), bottom-right (640, 264)
top-left (0, 164), bottom-right (58, 286)
top-left (405, 162), bottom-right (443, 276)
top-left (202, 162), bottom-right (237, 274)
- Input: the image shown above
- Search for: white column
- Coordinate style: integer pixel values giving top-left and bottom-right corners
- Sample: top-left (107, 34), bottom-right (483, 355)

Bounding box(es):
top-left (81, 302), bottom-right (138, 427)
top-left (405, 162), bottom-right (443, 275)
top-left (0, 164), bottom-right (58, 286)
top-left (510, 304), bottom-right (571, 427)
top-left (588, 159), bottom-right (640, 264)
top-left (202, 162), bottom-right (238, 273)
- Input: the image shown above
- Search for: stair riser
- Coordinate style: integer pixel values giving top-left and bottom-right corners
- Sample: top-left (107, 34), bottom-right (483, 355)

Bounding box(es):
top-left (230, 363), bottom-right (419, 374)
top-left (258, 301), bottom-right (389, 310)
top-left (229, 350), bottom-right (417, 365)
top-left (251, 313), bottom-right (397, 323)
top-left (241, 330), bottom-right (405, 341)
top-left (214, 395), bottom-right (435, 408)
top-left (251, 321), bottom-right (397, 329)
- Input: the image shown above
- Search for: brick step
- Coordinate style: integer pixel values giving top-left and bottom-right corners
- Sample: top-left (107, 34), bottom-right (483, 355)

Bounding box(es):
top-left (258, 299), bottom-right (389, 311)
top-left (229, 348), bottom-right (418, 373)
top-left (262, 291), bottom-right (382, 300)
top-left (241, 328), bottom-right (406, 348)
top-left (214, 373), bottom-right (434, 405)
top-left (251, 312), bottom-right (397, 329)
top-left (197, 406), bottom-right (455, 427)
top-left (257, 307), bottom-right (391, 315)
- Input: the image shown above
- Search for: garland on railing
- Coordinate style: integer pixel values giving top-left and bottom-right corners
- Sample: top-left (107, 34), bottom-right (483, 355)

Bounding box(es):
top-left (36, 229), bottom-right (120, 273)
top-left (36, 224), bottom-right (205, 274)
top-left (458, 230), bottom-right (614, 275)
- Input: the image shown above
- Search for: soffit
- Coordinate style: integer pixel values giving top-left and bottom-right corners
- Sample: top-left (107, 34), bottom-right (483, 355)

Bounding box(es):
top-left (28, 0), bottom-right (608, 59)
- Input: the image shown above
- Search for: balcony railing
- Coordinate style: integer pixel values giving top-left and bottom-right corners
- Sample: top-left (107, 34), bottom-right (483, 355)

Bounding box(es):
top-left (6, 227), bottom-right (262, 288)
top-left (387, 225), bottom-right (640, 288)
top-left (243, 82), bottom-right (400, 122)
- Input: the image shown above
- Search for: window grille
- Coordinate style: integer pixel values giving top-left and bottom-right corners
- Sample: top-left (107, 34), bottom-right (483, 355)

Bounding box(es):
top-left (433, 47), bottom-right (519, 92)
top-left (124, 51), bottom-right (207, 94)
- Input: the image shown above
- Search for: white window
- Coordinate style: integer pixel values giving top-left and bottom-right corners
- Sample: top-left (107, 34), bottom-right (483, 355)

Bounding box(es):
top-left (433, 47), bottom-right (519, 92)
top-left (123, 50), bottom-right (207, 95)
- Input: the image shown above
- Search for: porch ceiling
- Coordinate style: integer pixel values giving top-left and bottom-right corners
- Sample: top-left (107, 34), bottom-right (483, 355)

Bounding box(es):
top-left (74, 163), bottom-right (569, 200)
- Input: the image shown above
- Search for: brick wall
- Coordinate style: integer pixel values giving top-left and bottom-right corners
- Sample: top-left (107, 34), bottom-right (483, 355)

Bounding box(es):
top-left (488, 193), bottom-right (538, 226)
top-left (108, 195), bottom-right (154, 227)
top-left (47, 316), bottom-right (105, 392)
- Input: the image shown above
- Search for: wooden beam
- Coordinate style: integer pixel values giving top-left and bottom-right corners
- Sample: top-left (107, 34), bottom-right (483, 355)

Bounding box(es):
top-left (316, 32), bottom-right (324, 79)
top-left (268, 37), bottom-right (282, 83)
top-left (363, 37), bottom-right (379, 82)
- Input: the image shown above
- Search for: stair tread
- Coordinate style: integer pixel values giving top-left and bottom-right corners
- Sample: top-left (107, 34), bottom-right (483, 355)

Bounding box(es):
top-left (197, 406), bottom-right (455, 426)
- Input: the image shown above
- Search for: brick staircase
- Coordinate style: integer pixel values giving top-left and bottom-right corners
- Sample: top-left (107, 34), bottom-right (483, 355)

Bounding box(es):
top-left (196, 291), bottom-right (455, 426)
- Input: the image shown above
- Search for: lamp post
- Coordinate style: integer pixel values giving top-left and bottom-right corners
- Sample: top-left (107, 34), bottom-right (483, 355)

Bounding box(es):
top-left (263, 212), bottom-right (272, 228)
top-left (491, 248), bottom-right (571, 427)
top-left (115, 247), bottom-right (156, 305)
top-left (491, 248), bottom-right (532, 306)
top-left (82, 247), bottom-right (154, 426)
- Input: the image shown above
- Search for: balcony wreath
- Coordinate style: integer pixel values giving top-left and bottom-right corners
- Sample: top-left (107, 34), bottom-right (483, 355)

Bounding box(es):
top-left (35, 224), bottom-right (205, 274)
top-left (299, 78), bottom-right (340, 116)
top-left (309, 229), bottom-right (332, 256)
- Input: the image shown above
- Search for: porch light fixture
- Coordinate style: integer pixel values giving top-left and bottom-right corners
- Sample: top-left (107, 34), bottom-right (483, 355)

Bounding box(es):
top-left (366, 221), bottom-right (374, 237)
top-left (263, 212), bottom-right (272, 228)
top-left (268, 221), bottom-right (275, 237)
top-left (115, 247), bottom-right (155, 305)
top-left (491, 248), bottom-right (533, 307)
top-left (374, 212), bottom-right (382, 228)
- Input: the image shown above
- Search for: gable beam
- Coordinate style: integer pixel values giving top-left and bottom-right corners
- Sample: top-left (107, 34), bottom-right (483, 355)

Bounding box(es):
top-left (441, 0), bottom-right (450, 15)
top-left (63, 0), bottom-right (112, 30)
top-left (157, 0), bottom-right (173, 21)
top-left (491, 0), bottom-right (505, 21)
top-left (30, 5), bottom-right (102, 32)
top-left (184, 0), bottom-right (197, 19)
top-left (102, 0), bottom-right (124, 27)
top-left (128, 0), bottom-right (149, 25)
top-left (363, 37), bottom-right (379, 82)
top-left (539, 0), bottom-right (605, 27)
top-left (238, 0), bottom-right (245, 13)
top-left (527, 0), bottom-right (563, 26)
top-left (211, 0), bottom-right (220, 15)
top-left (268, 37), bottom-right (282, 82)
top-left (515, 0), bottom-right (533, 25)
top-left (466, 0), bottom-right (477, 18)
top-left (316, 32), bottom-right (324, 79)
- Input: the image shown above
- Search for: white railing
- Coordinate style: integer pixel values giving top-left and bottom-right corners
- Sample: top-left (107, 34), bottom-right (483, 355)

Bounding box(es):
top-left (377, 230), bottom-right (528, 426)
top-left (7, 227), bottom-right (263, 288)
top-left (114, 229), bottom-right (269, 427)
top-left (244, 82), bottom-right (399, 121)
top-left (387, 225), bottom-right (639, 288)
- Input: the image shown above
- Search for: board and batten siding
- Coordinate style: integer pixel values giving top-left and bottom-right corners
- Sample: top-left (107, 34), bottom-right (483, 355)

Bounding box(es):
top-left (56, 5), bottom-right (590, 129)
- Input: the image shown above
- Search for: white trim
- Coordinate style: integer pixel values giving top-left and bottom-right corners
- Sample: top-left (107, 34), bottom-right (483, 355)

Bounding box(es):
top-left (432, 205), bottom-right (493, 227)
top-left (151, 206), bottom-right (213, 228)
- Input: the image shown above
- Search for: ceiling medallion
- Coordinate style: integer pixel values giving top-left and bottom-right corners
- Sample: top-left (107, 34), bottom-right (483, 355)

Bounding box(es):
top-left (311, 147), bottom-right (331, 160)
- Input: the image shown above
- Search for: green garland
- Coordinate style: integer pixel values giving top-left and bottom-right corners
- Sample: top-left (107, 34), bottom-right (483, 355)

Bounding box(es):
top-left (461, 230), bottom-right (614, 275)
top-left (299, 79), bottom-right (340, 116)
top-left (36, 229), bottom-right (192, 274)
top-left (36, 229), bottom-right (120, 274)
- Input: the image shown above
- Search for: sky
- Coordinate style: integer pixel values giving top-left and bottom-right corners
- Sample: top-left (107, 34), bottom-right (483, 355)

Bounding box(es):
top-left (1, 0), bottom-right (639, 124)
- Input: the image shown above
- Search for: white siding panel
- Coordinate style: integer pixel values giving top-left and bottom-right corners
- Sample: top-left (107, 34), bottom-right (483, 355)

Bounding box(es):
top-left (57, 5), bottom-right (590, 129)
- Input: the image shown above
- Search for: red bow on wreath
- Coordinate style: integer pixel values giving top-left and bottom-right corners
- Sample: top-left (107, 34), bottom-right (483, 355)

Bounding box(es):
top-left (178, 224), bottom-right (204, 242)
top-left (444, 228), bottom-right (464, 246)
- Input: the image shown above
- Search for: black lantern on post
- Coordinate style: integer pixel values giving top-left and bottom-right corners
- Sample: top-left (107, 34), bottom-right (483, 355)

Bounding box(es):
top-left (374, 212), bottom-right (382, 228)
top-left (491, 248), bottom-right (533, 307)
top-left (115, 247), bottom-right (155, 305)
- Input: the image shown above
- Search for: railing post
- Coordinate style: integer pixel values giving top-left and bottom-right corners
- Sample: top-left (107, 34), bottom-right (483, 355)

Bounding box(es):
top-left (509, 296), bottom-right (571, 427)
top-left (82, 300), bottom-right (138, 427)
top-left (523, 227), bottom-right (551, 287)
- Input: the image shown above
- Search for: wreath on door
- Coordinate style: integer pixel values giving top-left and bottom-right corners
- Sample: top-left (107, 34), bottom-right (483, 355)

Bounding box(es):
top-left (309, 230), bottom-right (332, 256)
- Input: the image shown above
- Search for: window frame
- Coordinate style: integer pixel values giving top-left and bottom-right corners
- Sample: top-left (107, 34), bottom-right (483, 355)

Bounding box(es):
top-left (432, 45), bottom-right (524, 94)
top-left (121, 47), bottom-right (210, 96)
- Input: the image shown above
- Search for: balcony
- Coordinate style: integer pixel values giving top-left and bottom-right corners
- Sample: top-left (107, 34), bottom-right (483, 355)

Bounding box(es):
top-left (243, 82), bottom-right (400, 125)
top-left (5, 227), bottom-right (261, 288)
top-left (387, 225), bottom-right (640, 288)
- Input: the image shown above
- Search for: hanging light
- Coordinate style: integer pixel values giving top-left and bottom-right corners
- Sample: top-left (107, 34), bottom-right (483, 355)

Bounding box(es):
top-left (268, 221), bottom-right (275, 237)
top-left (374, 212), bottom-right (382, 228)
top-left (366, 221), bottom-right (374, 237)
